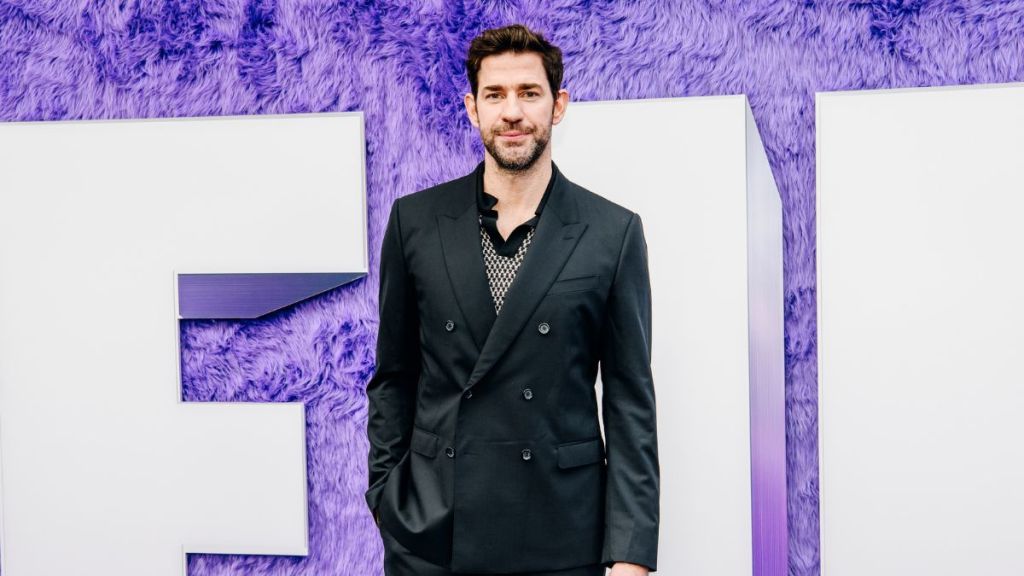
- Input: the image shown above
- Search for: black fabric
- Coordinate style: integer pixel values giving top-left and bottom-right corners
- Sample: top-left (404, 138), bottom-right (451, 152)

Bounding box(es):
top-left (474, 160), bottom-right (556, 257)
top-left (380, 523), bottom-right (606, 576)
top-left (366, 161), bottom-right (659, 572)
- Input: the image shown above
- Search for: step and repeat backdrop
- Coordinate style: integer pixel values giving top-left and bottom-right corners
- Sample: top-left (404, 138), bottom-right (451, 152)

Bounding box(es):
top-left (1, 97), bottom-right (787, 576)
top-left (2, 3), bottom-right (1023, 575)
top-left (0, 112), bottom-right (369, 574)
top-left (817, 84), bottom-right (1024, 575)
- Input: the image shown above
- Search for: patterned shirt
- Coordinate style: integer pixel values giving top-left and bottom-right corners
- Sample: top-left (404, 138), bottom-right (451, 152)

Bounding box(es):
top-left (474, 161), bottom-right (556, 315)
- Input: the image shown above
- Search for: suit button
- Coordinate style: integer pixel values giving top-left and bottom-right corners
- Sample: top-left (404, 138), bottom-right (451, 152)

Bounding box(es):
top-left (463, 388), bottom-right (473, 399)
top-left (521, 448), bottom-right (532, 461)
top-left (445, 446), bottom-right (455, 458)
top-left (537, 322), bottom-right (550, 334)
top-left (522, 388), bottom-right (533, 400)
top-left (444, 320), bottom-right (455, 332)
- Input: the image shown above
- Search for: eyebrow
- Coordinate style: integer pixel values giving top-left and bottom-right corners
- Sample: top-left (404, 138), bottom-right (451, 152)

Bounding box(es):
top-left (481, 83), bottom-right (544, 92)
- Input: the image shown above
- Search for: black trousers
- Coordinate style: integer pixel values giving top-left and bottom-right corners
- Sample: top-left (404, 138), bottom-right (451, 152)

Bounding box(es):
top-left (380, 524), bottom-right (607, 576)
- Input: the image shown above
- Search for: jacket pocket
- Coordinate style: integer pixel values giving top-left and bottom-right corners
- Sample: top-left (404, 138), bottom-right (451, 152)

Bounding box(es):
top-left (410, 426), bottom-right (439, 458)
top-left (557, 437), bottom-right (605, 469)
top-left (547, 274), bottom-right (599, 295)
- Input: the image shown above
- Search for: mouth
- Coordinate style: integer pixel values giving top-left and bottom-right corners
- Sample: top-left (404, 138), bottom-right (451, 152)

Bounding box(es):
top-left (498, 131), bottom-right (529, 140)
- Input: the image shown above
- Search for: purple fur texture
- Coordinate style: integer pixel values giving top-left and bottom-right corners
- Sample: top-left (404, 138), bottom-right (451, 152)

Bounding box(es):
top-left (2, 1), bottom-right (1023, 575)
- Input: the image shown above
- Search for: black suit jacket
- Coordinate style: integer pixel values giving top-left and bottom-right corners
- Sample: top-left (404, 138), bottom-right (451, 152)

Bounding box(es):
top-left (365, 161), bottom-right (659, 573)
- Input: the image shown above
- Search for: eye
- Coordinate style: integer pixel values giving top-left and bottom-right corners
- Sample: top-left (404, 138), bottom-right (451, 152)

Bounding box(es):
top-left (484, 93), bottom-right (502, 100)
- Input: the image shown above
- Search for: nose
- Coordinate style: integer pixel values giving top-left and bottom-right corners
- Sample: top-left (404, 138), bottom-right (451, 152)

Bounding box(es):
top-left (500, 94), bottom-right (525, 123)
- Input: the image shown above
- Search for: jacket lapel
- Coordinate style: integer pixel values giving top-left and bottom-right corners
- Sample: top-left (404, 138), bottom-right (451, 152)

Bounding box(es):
top-left (464, 163), bottom-right (587, 389)
top-left (437, 162), bottom-right (588, 389)
top-left (437, 198), bottom-right (497, 353)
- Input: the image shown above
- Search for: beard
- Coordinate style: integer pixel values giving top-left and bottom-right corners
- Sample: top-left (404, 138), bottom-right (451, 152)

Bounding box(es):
top-left (481, 117), bottom-right (552, 172)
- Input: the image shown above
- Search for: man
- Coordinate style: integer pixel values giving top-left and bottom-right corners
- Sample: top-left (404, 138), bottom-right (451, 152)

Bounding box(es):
top-left (365, 23), bottom-right (659, 576)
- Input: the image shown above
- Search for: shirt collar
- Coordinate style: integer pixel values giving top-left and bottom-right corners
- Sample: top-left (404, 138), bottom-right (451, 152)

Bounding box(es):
top-left (475, 160), bottom-right (557, 217)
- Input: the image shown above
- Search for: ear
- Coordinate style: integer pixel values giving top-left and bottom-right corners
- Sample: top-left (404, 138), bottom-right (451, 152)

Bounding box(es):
top-left (464, 92), bottom-right (480, 129)
top-left (551, 88), bottom-right (570, 126)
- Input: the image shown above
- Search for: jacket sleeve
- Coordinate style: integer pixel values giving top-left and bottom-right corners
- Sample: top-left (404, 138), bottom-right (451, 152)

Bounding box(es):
top-left (364, 198), bottom-right (420, 514)
top-left (599, 212), bottom-right (660, 572)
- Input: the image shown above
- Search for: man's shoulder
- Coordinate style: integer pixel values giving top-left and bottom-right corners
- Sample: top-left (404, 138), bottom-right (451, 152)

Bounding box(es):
top-left (563, 175), bottom-right (637, 231)
top-left (392, 164), bottom-right (638, 232)
top-left (394, 168), bottom-right (474, 219)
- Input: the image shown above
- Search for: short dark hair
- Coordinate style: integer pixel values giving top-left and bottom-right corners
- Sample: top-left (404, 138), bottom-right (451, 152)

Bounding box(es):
top-left (465, 24), bottom-right (564, 100)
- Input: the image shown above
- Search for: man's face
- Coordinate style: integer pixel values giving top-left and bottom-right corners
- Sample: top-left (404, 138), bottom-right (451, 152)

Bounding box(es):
top-left (465, 51), bottom-right (569, 171)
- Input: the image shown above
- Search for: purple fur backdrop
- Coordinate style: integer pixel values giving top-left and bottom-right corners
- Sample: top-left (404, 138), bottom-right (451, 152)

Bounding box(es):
top-left (2, 1), bottom-right (1023, 574)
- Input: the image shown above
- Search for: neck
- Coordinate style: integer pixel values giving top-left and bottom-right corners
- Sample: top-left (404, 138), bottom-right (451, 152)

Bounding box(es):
top-left (482, 152), bottom-right (553, 212)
